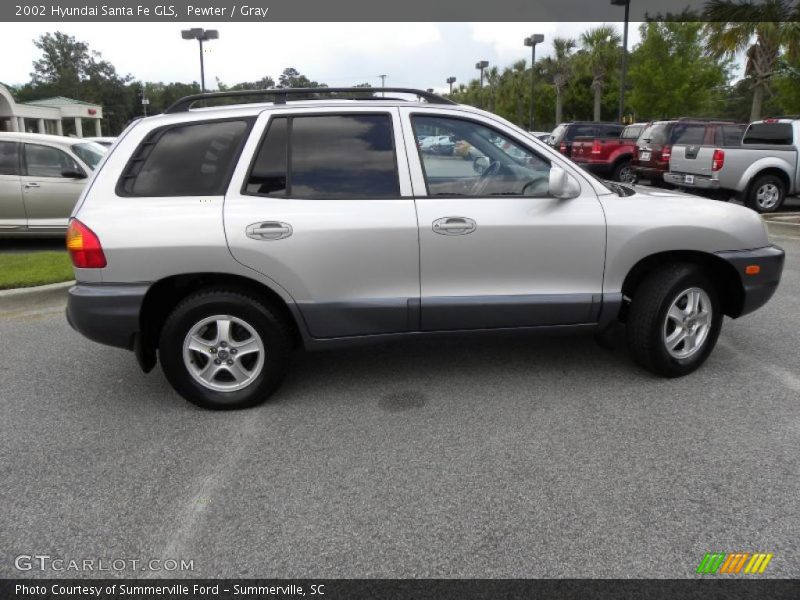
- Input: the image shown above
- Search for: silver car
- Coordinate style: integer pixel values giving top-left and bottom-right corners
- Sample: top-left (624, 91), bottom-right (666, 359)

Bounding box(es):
top-left (0, 132), bottom-right (106, 236)
top-left (65, 88), bottom-right (784, 410)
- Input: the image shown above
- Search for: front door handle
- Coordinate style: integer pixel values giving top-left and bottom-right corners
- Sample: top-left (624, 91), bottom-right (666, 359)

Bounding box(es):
top-left (432, 217), bottom-right (477, 236)
top-left (246, 221), bottom-right (293, 240)
top-left (24, 182), bottom-right (40, 188)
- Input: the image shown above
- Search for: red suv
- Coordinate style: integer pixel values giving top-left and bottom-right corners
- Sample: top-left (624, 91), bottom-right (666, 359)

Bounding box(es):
top-left (632, 119), bottom-right (743, 185)
top-left (549, 121), bottom-right (624, 158)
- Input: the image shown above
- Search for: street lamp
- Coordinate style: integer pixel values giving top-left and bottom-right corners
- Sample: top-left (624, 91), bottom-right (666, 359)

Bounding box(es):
top-left (524, 34), bottom-right (545, 131)
top-left (611, 0), bottom-right (631, 122)
top-left (475, 61), bottom-right (489, 87)
top-left (181, 28), bottom-right (219, 93)
top-left (446, 76), bottom-right (456, 94)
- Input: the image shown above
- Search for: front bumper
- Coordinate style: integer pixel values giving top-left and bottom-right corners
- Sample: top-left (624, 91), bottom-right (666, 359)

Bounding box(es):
top-left (664, 172), bottom-right (720, 190)
top-left (66, 283), bottom-right (150, 350)
top-left (716, 245), bottom-right (785, 317)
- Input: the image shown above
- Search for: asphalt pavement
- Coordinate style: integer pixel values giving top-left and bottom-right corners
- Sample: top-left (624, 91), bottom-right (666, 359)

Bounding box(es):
top-left (0, 229), bottom-right (798, 579)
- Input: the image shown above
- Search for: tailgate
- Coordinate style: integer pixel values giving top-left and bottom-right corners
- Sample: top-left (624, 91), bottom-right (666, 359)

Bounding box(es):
top-left (670, 145), bottom-right (716, 176)
top-left (571, 138), bottom-right (593, 162)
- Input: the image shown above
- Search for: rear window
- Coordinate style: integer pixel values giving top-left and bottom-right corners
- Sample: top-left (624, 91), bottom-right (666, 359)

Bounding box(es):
top-left (118, 119), bottom-right (252, 197)
top-left (638, 122), bottom-right (672, 145)
top-left (621, 125), bottom-right (644, 140)
top-left (743, 122), bottom-right (794, 145)
top-left (0, 141), bottom-right (19, 175)
top-left (246, 114), bottom-right (400, 199)
top-left (671, 123), bottom-right (706, 145)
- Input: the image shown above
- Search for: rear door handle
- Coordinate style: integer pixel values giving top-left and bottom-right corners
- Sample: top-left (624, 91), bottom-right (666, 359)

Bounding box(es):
top-left (246, 221), bottom-right (293, 240)
top-left (432, 217), bottom-right (477, 236)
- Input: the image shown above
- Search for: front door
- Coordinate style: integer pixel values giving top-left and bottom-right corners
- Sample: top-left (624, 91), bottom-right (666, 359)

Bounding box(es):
top-left (0, 141), bottom-right (25, 232)
top-left (21, 142), bottom-right (86, 232)
top-left (225, 107), bottom-right (419, 339)
top-left (401, 109), bottom-right (607, 331)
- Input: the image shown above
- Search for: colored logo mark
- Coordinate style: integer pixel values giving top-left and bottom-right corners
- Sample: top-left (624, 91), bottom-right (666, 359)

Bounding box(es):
top-left (696, 552), bottom-right (773, 574)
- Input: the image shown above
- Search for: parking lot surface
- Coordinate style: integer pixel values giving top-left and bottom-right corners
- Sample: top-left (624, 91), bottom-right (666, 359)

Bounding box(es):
top-left (1, 230), bottom-right (798, 579)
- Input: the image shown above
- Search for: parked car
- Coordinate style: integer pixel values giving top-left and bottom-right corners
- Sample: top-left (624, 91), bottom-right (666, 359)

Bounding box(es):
top-left (66, 87), bottom-right (784, 410)
top-left (84, 136), bottom-right (117, 148)
top-left (0, 132), bottom-right (106, 237)
top-left (571, 123), bottom-right (646, 182)
top-left (420, 134), bottom-right (456, 155)
top-left (665, 118), bottom-right (799, 212)
top-left (632, 118), bottom-right (743, 185)
top-left (549, 122), bottom-right (624, 158)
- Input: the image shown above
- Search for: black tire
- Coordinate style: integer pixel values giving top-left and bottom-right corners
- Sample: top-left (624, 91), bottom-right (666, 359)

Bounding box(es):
top-left (626, 264), bottom-right (723, 377)
top-left (745, 174), bottom-right (786, 213)
top-left (159, 289), bottom-right (293, 410)
top-left (612, 159), bottom-right (634, 183)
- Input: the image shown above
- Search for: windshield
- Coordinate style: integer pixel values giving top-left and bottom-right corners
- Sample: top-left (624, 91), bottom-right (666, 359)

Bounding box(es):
top-left (71, 142), bottom-right (107, 169)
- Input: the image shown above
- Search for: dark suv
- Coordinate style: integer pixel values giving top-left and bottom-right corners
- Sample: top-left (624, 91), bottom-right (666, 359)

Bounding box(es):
top-left (549, 122), bottom-right (624, 158)
top-left (632, 119), bottom-right (745, 185)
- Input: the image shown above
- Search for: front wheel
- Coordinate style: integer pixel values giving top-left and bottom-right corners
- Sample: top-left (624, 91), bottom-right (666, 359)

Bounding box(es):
top-left (626, 264), bottom-right (723, 377)
top-left (159, 290), bottom-right (293, 410)
top-left (746, 174), bottom-right (785, 213)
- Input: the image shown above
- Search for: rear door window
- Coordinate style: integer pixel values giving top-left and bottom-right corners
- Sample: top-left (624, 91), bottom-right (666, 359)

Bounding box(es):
top-left (118, 119), bottom-right (252, 196)
top-left (743, 123), bottom-right (794, 145)
top-left (246, 113), bottom-right (400, 199)
top-left (0, 141), bottom-right (19, 175)
top-left (671, 124), bottom-right (706, 145)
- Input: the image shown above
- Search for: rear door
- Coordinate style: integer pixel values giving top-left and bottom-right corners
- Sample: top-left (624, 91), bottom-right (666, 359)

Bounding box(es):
top-left (0, 140), bottom-right (25, 232)
top-left (225, 107), bottom-right (420, 339)
top-left (401, 108), bottom-right (606, 331)
top-left (21, 142), bottom-right (86, 232)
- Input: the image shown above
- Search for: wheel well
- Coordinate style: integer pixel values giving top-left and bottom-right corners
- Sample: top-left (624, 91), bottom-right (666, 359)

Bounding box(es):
top-left (139, 273), bottom-right (301, 356)
top-left (620, 251), bottom-right (744, 319)
top-left (613, 154), bottom-right (632, 167)
top-left (747, 168), bottom-right (790, 196)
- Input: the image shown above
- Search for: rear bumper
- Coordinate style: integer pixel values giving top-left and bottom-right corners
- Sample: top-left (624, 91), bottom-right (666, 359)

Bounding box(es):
top-left (664, 172), bottom-right (720, 190)
top-left (66, 283), bottom-right (149, 350)
top-left (715, 245), bottom-right (785, 317)
top-left (632, 165), bottom-right (666, 182)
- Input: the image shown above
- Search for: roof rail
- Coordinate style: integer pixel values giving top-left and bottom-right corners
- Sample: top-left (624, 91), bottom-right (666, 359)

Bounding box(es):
top-left (675, 117), bottom-right (736, 123)
top-left (164, 87), bottom-right (456, 113)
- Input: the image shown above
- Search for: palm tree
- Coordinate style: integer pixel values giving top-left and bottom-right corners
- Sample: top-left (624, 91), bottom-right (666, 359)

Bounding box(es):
top-left (580, 25), bottom-right (621, 121)
top-left (704, 0), bottom-right (800, 121)
top-left (541, 37), bottom-right (576, 125)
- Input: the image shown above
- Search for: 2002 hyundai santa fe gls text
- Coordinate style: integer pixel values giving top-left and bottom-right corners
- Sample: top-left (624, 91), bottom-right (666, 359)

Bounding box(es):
top-left (65, 87), bottom-right (785, 410)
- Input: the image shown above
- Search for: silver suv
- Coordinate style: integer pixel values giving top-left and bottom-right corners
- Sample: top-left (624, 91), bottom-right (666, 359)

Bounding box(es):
top-left (66, 88), bottom-right (785, 410)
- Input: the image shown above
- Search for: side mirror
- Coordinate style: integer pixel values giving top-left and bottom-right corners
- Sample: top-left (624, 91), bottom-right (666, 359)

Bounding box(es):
top-left (548, 167), bottom-right (580, 199)
top-left (62, 168), bottom-right (86, 179)
top-left (473, 156), bottom-right (490, 175)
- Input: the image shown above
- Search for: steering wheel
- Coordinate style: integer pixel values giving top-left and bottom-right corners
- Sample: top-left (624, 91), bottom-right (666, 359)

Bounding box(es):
top-left (469, 160), bottom-right (501, 196)
top-left (521, 176), bottom-right (549, 197)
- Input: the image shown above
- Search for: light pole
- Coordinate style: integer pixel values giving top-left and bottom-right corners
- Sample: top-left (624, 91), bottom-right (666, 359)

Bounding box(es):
top-left (524, 34), bottom-right (544, 131)
top-left (612, 0), bottom-right (630, 122)
top-left (475, 61), bottom-right (489, 109)
top-left (446, 76), bottom-right (456, 94)
top-left (181, 28), bottom-right (219, 93)
top-left (379, 74), bottom-right (387, 97)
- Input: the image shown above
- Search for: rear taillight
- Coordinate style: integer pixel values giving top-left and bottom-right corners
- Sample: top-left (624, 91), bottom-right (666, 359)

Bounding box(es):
top-left (591, 139), bottom-right (602, 154)
top-left (66, 219), bottom-right (106, 269)
top-left (660, 145), bottom-right (672, 161)
top-left (712, 148), bottom-right (725, 172)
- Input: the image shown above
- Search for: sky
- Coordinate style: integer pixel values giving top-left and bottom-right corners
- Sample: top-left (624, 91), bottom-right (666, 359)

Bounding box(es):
top-left (0, 22), bottom-right (645, 94)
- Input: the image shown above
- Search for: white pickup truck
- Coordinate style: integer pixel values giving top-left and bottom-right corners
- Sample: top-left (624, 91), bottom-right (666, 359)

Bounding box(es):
top-left (665, 118), bottom-right (799, 213)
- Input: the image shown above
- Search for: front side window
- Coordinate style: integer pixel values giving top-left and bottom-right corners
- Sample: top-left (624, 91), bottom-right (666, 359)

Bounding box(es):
top-left (246, 114), bottom-right (400, 199)
top-left (24, 144), bottom-right (82, 178)
top-left (119, 119), bottom-right (251, 196)
top-left (411, 115), bottom-right (552, 197)
top-left (0, 141), bottom-right (19, 176)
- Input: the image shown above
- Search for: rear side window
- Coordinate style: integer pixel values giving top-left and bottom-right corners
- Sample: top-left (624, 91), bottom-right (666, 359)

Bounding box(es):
top-left (671, 124), bottom-right (706, 145)
top-left (743, 123), bottom-right (794, 145)
top-left (118, 119), bottom-right (251, 197)
top-left (716, 125), bottom-right (745, 146)
top-left (570, 124), bottom-right (595, 139)
top-left (0, 141), bottom-right (19, 175)
top-left (599, 124), bottom-right (623, 137)
top-left (246, 114), bottom-right (400, 199)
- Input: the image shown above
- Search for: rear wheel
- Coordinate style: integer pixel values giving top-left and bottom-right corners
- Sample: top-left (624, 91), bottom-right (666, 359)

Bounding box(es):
top-left (746, 174), bottom-right (785, 213)
top-left (612, 159), bottom-right (634, 183)
top-left (159, 289), bottom-right (293, 410)
top-left (626, 264), bottom-right (723, 377)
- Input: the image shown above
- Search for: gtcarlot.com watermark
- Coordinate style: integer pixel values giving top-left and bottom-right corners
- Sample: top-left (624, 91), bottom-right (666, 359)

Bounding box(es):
top-left (14, 554), bottom-right (194, 573)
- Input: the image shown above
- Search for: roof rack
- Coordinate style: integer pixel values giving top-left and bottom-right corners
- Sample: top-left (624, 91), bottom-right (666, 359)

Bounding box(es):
top-left (164, 87), bottom-right (456, 114)
top-left (675, 117), bottom-right (736, 123)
